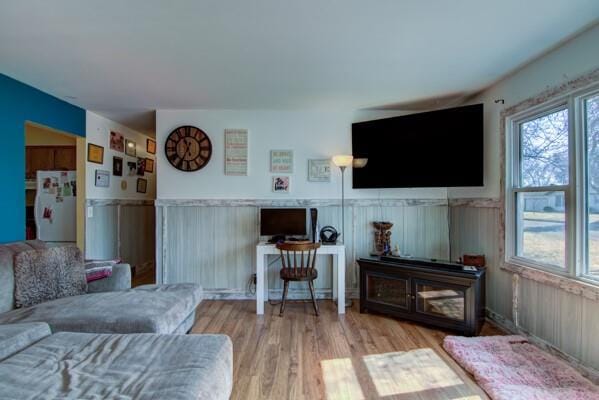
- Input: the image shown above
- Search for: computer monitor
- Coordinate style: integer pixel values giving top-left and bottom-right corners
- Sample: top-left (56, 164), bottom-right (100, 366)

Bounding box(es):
top-left (260, 208), bottom-right (307, 237)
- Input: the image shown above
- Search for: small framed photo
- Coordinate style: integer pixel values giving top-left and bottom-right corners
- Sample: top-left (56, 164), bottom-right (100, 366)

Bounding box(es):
top-left (137, 178), bottom-right (147, 194)
top-left (308, 159), bottom-right (331, 182)
top-left (136, 157), bottom-right (146, 176)
top-left (113, 156), bottom-right (123, 176)
top-left (147, 138), bottom-right (156, 155)
top-left (95, 170), bottom-right (110, 187)
top-left (127, 161), bottom-right (137, 176)
top-left (272, 176), bottom-right (290, 193)
top-left (145, 158), bottom-right (154, 173)
top-left (88, 143), bottom-right (104, 164)
top-left (125, 139), bottom-right (136, 157)
top-left (110, 131), bottom-right (124, 152)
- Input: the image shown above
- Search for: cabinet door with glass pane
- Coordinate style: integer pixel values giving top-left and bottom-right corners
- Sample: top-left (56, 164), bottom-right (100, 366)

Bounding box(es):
top-left (365, 272), bottom-right (410, 311)
top-left (412, 279), bottom-right (468, 322)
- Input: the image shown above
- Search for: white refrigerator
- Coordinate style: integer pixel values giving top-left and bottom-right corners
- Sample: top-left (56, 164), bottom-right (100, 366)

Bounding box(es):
top-left (35, 171), bottom-right (77, 242)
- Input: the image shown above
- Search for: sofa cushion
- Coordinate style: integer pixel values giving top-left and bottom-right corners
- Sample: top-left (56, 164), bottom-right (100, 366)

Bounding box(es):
top-left (0, 240), bottom-right (48, 313)
top-left (0, 331), bottom-right (233, 400)
top-left (14, 246), bottom-right (87, 308)
top-left (0, 322), bottom-right (51, 362)
top-left (0, 283), bottom-right (202, 334)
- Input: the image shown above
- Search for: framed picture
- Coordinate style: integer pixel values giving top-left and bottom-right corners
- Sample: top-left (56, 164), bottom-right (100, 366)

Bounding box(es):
top-left (272, 176), bottom-right (290, 193)
top-left (136, 157), bottom-right (146, 176)
top-left (110, 131), bottom-right (124, 152)
top-left (225, 129), bottom-right (248, 175)
top-left (137, 178), bottom-right (147, 194)
top-left (308, 159), bottom-right (331, 182)
top-left (125, 139), bottom-right (136, 157)
top-left (120, 180), bottom-right (127, 191)
top-left (95, 170), bottom-right (110, 187)
top-left (87, 143), bottom-right (104, 164)
top-left (113, 156), bottom-right (123, 176)
top-left (127, 161), bottom-right (137, 176)
top-left (147, 138), bottom-right (156, 155)
top-left (270, 150), bottom-right (293, 173)
top-left (145, 158), bottom-right (154, 173)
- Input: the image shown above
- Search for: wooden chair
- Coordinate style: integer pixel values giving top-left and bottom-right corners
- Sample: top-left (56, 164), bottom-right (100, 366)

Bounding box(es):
top-left (276, 242), bottom-right (321, 316)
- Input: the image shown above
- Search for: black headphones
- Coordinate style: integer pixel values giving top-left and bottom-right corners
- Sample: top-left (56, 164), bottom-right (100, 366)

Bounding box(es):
top-left (319, 226), bottom-right (338, 244)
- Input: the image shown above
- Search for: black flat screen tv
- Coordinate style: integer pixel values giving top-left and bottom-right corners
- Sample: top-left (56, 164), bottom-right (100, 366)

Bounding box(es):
top-left (352, 103), bottom-right (483, 188)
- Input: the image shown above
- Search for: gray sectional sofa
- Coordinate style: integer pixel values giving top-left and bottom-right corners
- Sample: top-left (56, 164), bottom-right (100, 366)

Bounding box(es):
top-left (0, 240), bottom-right (233, 399)
top-left (0, 322), bottom-right (233, 400)
top-left (0, 240), bottom-right (200, 334)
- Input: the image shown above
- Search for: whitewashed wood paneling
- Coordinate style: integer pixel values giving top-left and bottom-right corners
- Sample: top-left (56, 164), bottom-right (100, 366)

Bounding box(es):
top-left (450, 206), bottom-right (513, 321)
top-left (158, 203), bottom-right (450, 298)
top-left (450, 204), bottom-right (599, 379)
top-left (85, 205), bottom-right (118, 260)
top-left (120, 205), bottom-right (155, 269)
top-left (85, 201), bottom-right (155, 271)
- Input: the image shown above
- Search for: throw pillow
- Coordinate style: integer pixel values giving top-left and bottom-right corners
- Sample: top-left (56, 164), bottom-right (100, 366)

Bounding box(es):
top-left (84, 259), bottom-right (119, 282)
top-left (14, 246), bottom-right (87, 308)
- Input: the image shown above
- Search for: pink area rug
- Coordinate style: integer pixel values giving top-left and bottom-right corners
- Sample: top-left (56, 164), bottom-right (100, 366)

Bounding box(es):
top-left (443, 335), bottom-right (599, 400)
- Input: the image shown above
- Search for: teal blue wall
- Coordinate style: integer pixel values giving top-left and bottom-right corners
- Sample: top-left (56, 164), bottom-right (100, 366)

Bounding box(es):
top-left (0, 73), bottom-right (85, 243)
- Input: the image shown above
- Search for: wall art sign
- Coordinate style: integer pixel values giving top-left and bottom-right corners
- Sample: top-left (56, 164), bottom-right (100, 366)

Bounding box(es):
top-left (95, 170), bottom-right (110, 188)
top-left (308, 159), bottom-right (331, 182)
top-left (272, 176), bottom-right (290, 193)
top-left (270, 150), bottom-right (293, 173)
top-left (224, 129), bottom-right (248, 176)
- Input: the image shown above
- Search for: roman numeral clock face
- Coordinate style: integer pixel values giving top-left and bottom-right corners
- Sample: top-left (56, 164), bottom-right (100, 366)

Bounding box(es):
top-left (165, 126), bottom-right (212, 172)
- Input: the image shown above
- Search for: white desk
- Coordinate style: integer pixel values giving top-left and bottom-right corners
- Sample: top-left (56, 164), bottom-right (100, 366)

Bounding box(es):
top-left (256, 242), bottom-right (346, 315)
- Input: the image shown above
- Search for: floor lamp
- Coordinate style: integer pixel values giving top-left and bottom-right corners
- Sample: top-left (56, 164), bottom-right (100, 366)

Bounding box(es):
top-left (332, 155), bottom-right (353, 244)
top-left (332, 155), bottom-right (367, 309)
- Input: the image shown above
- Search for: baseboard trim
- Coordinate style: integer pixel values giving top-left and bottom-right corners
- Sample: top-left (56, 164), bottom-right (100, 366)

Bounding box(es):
top-left (486, 308), bottom-right (599, 384)
top-left (201, 288), bottom-right (360, 301)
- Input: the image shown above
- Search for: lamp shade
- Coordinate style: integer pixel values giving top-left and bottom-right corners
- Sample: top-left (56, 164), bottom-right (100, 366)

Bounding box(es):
top-left (352, 158), bottom-right (368, 168)
top-left (332, 155), bottom-right (353, 168)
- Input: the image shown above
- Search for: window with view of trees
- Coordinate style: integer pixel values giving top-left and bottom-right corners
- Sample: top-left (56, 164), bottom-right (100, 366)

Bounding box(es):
top-left (585, 94), bottom-right (599, 275)
top-left (507, 85), bottom-right (599, 279)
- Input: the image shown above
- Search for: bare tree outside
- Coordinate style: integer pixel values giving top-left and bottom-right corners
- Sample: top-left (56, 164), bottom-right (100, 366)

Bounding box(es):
top-left (516, 97), bottom-right (599, 271)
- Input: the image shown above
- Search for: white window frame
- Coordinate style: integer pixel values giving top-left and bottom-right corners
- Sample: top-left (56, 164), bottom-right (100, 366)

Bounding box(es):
top-left (505, 82), bottom-right (599, 280)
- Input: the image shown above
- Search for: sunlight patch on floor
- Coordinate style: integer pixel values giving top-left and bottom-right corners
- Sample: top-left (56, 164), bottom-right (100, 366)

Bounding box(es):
top-left (363, 348), bottom-right (464, 397)
top-left (321, 358), bottom-right (365, 400)
top-left (452, 396), bottom-right (482, 400)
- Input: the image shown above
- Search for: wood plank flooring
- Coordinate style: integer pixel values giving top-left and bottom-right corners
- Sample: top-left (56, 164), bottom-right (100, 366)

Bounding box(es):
top-left (191, 300), bottom-right (504, 400)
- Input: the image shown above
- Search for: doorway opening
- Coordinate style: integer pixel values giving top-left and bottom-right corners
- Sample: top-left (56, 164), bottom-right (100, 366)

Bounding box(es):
top-left (25, 122), bottom-right (86, 249)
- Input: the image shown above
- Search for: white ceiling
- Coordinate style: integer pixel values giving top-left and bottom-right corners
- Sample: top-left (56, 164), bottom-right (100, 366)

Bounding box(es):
top-left (0, 1), bottom-right (597, 136)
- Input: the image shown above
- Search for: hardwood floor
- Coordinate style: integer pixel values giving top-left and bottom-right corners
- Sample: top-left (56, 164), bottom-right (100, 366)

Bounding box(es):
top-left (192, 300), bottom-right (503, 400)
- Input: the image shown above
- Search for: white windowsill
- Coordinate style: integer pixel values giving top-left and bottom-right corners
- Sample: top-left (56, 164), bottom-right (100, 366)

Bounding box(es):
top-left (501, 262), bottom-right (599, 301)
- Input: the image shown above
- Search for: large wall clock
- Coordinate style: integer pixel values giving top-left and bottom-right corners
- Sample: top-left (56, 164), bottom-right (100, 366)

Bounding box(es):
top-left (165, 125), bottom-right (212, 172)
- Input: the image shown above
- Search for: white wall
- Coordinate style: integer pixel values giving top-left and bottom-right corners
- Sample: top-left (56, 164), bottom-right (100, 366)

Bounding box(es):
top-left (86, 111), bottom-right (156, 200)
top-left (450, 24), bottom-right (599, 199)
top-left (156, 109), bottom-right (447, 200)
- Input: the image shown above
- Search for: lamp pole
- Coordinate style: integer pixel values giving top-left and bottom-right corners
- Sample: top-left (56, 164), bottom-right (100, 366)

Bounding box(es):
top-left (340, 165), bottom-right (346, 243)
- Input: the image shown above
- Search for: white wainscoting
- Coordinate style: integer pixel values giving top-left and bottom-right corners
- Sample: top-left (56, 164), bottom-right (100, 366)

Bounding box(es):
top-left (85, 199), bottom-right (155, 273)
top-left (155, 199), bottom-right (450, 299)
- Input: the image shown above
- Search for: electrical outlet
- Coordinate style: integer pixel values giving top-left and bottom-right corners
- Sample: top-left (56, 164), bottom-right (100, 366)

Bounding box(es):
top-left (87, 206), bottom-right (93, 218)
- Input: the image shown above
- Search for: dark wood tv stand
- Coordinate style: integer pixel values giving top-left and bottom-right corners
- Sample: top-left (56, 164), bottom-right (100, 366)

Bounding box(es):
top-left (358, 256), bottom-right (486, 336)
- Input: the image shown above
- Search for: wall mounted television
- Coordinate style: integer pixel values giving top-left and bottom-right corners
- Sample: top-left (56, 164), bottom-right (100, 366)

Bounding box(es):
top-left (352, 103), bottom-right (484, 188)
